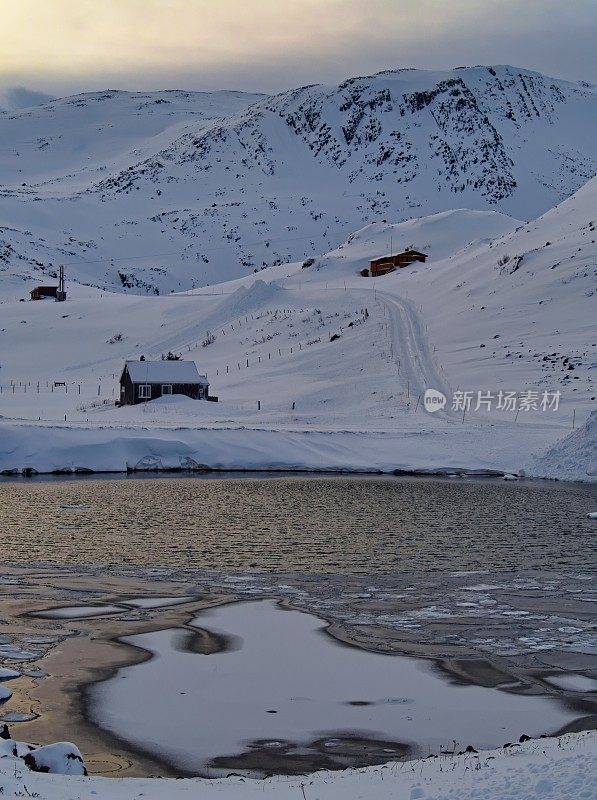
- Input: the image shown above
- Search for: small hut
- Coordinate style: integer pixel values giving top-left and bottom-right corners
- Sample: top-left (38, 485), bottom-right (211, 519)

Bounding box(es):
top-left (30, 286), bottom-right (59, 300)
top-left (368, 250), bottom-right (428, 276)
top-left (30, 267), bottom-right (66, 301)
top-left (119, 359), bottom-right (209, 405)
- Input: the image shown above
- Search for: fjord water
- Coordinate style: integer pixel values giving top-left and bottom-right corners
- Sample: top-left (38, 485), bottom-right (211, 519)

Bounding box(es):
top-left (0, 474), bottom-right (594, 573)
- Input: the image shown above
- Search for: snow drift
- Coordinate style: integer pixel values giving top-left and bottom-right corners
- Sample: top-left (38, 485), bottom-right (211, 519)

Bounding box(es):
top-left (529, 410), bottom-right (597, 481)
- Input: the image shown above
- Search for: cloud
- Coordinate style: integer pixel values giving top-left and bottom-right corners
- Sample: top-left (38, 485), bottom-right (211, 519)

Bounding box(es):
top-left (0, 86), bottom-right (55, 111)
top-left (3, 0), bottom-right (596, 96)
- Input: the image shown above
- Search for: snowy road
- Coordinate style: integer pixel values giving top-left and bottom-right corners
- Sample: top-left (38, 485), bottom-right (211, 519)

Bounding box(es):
top-left (377, 291), bottom-right (453, 412)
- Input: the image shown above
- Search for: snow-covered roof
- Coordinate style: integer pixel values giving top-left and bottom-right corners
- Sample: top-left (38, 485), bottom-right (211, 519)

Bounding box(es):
top-left (124, 360), bottom-right (208, 384)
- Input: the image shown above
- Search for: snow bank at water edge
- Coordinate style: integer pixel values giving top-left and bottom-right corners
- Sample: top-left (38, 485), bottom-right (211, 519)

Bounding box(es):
top-left (528, 410), bottom-right (597, 482)
top-left (0, 731), bottom-right (594, 799)
top-left (0, 419), bottom-right (581, 479)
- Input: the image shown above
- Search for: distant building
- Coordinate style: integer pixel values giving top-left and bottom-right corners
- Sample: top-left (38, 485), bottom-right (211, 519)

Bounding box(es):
top-left (119, 359), bottom-right (210, 405)
top-left (30, 286), bottom-right (59, 300)
top-left (30, 266), bottom-right (66, 301)
top-left (367, 249), bottom-right (428, 277)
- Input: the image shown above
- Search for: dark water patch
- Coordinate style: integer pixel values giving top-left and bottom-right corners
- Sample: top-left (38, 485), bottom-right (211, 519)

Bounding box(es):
top-left (0, 474), bottom-right (595, 573)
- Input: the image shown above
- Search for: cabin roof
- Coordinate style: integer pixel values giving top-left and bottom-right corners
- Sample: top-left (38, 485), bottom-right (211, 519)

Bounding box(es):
top-left (370, 249), bottom-right (428, 265)
top-left (124, 360), bottom-right (208, 384)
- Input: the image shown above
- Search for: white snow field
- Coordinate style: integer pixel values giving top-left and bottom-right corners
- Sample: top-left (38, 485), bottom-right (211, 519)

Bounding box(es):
top-left (0, 178), bottom-right (594, 479)
top-left (0, 731), bottom-right (595, 799)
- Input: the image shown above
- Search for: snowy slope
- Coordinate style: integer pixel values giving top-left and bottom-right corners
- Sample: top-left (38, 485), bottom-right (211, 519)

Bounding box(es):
top-left (0, 89), bottom-right (265, 185)
top-left (1, 66), bottom-right (596, 293)
top-left (307, 177), bottom-right (596, 417)
top-left (0, 185), bottom-right (593, 479)
top-left (400, 177), bottom-right (597, 413)
top-left (0, 731), bottom-right (595, 800)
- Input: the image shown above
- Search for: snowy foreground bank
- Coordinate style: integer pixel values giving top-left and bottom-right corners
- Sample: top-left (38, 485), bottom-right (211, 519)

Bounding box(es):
top-left (1, 416), bottom-right (594, 481)
top-left (1, 731), bottom-right (595, 799)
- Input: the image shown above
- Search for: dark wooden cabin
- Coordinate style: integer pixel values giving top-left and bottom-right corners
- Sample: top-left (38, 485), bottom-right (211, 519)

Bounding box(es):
top-left (368, 250), bottom-right (428, 276)
top-left (119, 359), bottom-right (209, 405)
top-left (30, 286), bottom-right (59, 300)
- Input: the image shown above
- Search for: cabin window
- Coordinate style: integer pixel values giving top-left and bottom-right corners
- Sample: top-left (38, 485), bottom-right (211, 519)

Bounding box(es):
top-left (161, 384), bottom-right (173, 395)
top-left (138, 384), bottom-right (151, 399)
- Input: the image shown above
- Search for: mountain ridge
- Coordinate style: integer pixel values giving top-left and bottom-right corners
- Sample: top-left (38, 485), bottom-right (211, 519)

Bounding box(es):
top-left (1, 64), bottom-right (595, 294)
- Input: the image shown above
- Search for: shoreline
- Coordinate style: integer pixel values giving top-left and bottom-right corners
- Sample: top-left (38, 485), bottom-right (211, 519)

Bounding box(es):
top-left (1, 420), bottom-right (593, 482)
top-left (1, 730), bottom-right (596, 799)
top-left (0, 464), bottom-right (524, 479)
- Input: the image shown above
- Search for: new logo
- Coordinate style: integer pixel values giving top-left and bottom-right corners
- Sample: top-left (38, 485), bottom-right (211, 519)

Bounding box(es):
top-left (424, 388), bottom-right (447, 413)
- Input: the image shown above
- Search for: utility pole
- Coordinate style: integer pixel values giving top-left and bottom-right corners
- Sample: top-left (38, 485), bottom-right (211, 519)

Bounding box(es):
top-left (56, 265), bottom-right (66, 302)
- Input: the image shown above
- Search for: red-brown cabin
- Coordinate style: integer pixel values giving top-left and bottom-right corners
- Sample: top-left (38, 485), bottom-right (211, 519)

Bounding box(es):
top-left (30, 286), bottom-right (58, 300)
top-left (368, 250), bottom-right (428, 276)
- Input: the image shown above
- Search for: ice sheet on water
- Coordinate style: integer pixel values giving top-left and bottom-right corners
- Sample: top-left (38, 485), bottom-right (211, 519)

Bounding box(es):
top-left (30, 604), bottom-right (125, 619)
top-left (0, 711), bottom-right (38, 722)
top-left (0, 644), bottom-right (42, 661)
top-left (22, 635), bottom-right (60, 644)
top-left (544, 674), bottom-right (597, 692)
top-left (0, 667), bottom-right (21, 680)
top-left (123, 596), bottom-right (198, 609)
top-left (0, 686), bottom-right (12, 702)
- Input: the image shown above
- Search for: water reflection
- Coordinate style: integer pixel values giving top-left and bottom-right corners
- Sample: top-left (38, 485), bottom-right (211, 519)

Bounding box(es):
top-left (0, 475), bottom-right (594, 573)
top-left (88, 600), bottom-right (583, 776)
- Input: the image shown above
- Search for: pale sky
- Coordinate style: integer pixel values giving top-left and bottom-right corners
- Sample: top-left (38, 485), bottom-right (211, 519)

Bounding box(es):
top-left (3, 0), bottom-right (597, 99)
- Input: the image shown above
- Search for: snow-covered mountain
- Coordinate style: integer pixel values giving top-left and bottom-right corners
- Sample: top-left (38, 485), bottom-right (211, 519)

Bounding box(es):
top-left (1, 66), bottom-right (596, 294)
